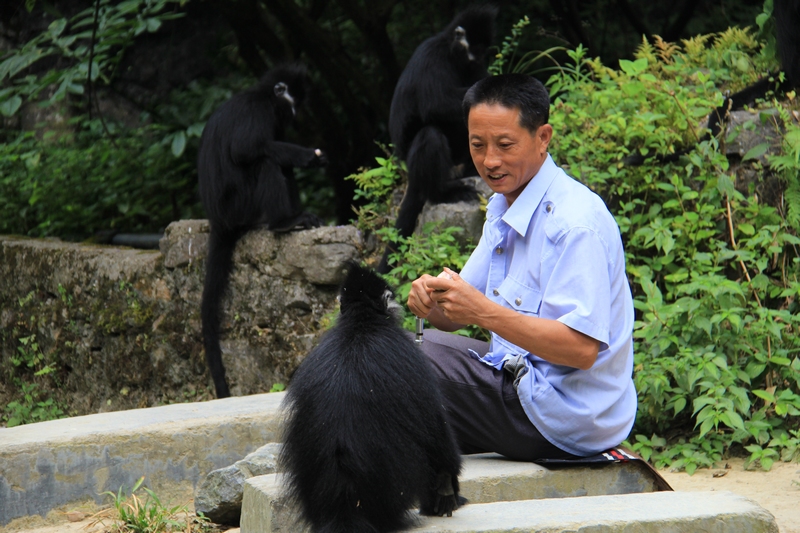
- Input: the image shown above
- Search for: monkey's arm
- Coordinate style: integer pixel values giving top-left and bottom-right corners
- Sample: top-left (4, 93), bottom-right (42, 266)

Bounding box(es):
top-left (229, 139), bottom-right (326, 168)
top-left (263, 141), bottom-right (327, 168)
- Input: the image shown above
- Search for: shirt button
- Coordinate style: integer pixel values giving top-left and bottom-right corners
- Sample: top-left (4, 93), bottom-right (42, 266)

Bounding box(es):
top-left (493, 289), bottom-right (499, 296)
top-left (496, 247), bottom-right (503, 254)
top-left (546, 204), bottom-right (553, 213)
top-left (515, 297), bottom-right (522, 306)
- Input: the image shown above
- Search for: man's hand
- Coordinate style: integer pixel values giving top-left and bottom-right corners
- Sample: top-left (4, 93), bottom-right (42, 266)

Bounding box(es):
top-left (407, 273), bottom-right (440, 319)
top-left (426, 268), bottom-right (488, 326)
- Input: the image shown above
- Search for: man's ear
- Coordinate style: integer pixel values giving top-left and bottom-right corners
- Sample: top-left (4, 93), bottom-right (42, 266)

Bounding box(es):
top-left (538, 124), bottom-right (553, 154)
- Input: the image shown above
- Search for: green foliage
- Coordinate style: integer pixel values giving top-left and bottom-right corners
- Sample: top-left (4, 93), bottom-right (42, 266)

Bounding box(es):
top-left (347, 145), bottom-right (407, 233)
top-left (0, 0), bottom-right (186, 116)
top-left (3, 381), bottom-right (65, 427)
top-left (488, 16), bottom-right (576, 79)
top-left (0, 123), bottom-right (200, 237)
top-left (94, 476), bottom-right (209, 532)
top-left (2, 301), bottom-right (67, 427)
top-left (346, 150), bottom-right (476, 333)
top-left (546, 27), bottom-right (800, 471)
top-left (489, 16), bottom-right (531, 75)
top-left (0, 0), bottom-right (232, 238)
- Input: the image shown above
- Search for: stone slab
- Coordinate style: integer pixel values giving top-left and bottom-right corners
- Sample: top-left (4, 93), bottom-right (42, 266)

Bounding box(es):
top-left (0, 392), bottom-right (285, 526)
top-left (241, 481), bottom-right (778, 533)
top-left (240, 452), bottom-right (667, 533)
top-left (458, 453), bottom-right (661, 501)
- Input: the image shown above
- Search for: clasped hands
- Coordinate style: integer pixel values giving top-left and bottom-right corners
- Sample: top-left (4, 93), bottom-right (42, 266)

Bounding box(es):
top-left (407, 267), bottom-right (487, 329)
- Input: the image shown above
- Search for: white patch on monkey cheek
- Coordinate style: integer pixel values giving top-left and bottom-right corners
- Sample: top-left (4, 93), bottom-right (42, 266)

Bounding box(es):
top-left (454, 26), bottom-right (475, 61)
top-left (284, 92), bottom-right (296, 116)
top-left (274, 82), bottom-right (296, 116)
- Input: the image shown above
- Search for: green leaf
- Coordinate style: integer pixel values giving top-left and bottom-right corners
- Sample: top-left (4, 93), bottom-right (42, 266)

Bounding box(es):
top-left (146, 18), bottom-right (163, 33)
top-left (621, 81), bottom-right (645, 96)
top-left (0, 96), bottom-right (22, 117)
top-left (738, 223), bottom-right (755, 235)
top-left (672, 397), bottom-right (687, 415)
top-left (619, 57), bottom-right (648, 76)
top-left (717, 174), bottom-right (735, 197)
top-left (752, 389), bottom-right (776, 404)
top-left (723, 410), bottom-right (745, 431)
top-left (742, 142), bottom-right (769, 162)
top-left (171, 131), bottom-right (187, 157)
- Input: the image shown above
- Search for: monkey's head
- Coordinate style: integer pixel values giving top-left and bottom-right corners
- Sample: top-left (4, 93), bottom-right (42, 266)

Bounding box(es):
top-left (338, 262), bottom-right (403, 321)
top-left (259, 63), bottom-right (310, 121)
top-left (446, 5), bottom-right (498, 67)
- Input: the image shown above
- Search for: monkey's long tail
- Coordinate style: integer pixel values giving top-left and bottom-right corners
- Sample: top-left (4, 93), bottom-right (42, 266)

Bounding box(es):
top-left (377, 125), bottom-right (453, 274)
top-left (201, 226), bottom-right (245, 398)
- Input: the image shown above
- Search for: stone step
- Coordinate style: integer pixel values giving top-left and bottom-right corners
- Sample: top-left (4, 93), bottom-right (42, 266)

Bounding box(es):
top-left (0, 392), bottom-right (284, 526)
top-left (0, 389), bottom-right (661, 527)
top-left (241, 479), bottom-right (778, 533)
top-left (239, 451), bottom-right (670, 533)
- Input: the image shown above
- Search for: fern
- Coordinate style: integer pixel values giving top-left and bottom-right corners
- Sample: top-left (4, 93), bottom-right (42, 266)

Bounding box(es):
top-left (634, 35), bottom-right (658, 65)
top-left (786, 179), bottom-right (800, 231)
top-left (681, 34), bottom-right (712, 61)
top-left (653, 35), bottom-right (680, 65)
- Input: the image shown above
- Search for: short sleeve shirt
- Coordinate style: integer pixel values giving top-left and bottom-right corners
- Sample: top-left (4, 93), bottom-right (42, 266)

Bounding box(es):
top-left (460, 154), bottom-right (637, 456)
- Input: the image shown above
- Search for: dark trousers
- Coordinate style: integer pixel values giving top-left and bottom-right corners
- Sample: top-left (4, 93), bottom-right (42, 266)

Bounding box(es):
top-left (418, 329), bottom-right (578, 461)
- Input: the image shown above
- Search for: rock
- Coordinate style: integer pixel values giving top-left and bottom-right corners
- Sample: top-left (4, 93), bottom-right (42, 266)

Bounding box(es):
top-left (159, 219), bottom-right (210, 269)
top-left (415, 176), bottom-right (493, 247)
top-left (195, 442), bottom-right (283, 526)
top-left (724, 109), bottom-right (784, 164)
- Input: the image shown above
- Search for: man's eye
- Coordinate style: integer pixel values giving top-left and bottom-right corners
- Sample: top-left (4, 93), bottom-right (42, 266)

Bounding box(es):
top-left (471, 143), bottom-right (484, 149)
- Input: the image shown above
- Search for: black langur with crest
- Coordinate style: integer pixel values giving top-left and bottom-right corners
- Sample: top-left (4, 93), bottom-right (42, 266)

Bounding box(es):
top-left (378, 5), bottom-right (498, 273)
top-left (198, 64), bottom-right (326, 398)
top-left (280, 263), bottom-right (464, 533)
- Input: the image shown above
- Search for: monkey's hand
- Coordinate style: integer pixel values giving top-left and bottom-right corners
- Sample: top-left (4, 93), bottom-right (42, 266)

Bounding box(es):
top-left (310, 148), bottom-right (328, 167)
top-left (428, 472), bottom-right (460, 517)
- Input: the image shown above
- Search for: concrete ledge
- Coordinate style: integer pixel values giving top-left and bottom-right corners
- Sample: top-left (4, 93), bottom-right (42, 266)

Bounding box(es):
top-left (242, 482), bottom-right (778, 533)
top-left (240, 453), bottom-right (666, 533)
top-left (0, 392), bottom-right (285, 526)
top-left (458, 453), bottom-right (661, 501)
top-left (416, 490), bottom-right (779, 532)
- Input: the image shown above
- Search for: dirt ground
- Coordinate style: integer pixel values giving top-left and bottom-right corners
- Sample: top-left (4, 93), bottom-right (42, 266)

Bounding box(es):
top-left (659, 457), bottom-right (800, 533)
top-left (2, 458), bottom-right (798, 533)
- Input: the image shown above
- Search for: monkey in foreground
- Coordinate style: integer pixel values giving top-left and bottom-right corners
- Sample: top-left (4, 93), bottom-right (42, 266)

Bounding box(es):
top-left (198, 64), bottom-right (327, 398)
top-left (279, 262), bottom-right (464, 532)
top-left (378, 6), bottom-right (498, 273)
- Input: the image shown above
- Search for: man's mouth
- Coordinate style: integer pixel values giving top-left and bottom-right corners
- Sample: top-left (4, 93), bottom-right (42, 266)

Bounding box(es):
top-left (487, 173), bottom-right (506, 181)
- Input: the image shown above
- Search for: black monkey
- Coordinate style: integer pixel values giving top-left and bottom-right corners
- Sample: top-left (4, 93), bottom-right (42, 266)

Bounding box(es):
top-left (279, 263), bottom-right (464, 533)
top-left (625, 0), bottom-right (800, 166)
top-left (378, 6), bottom-right (498, 273)
top-left (198, 64), bottom-right (326, 398)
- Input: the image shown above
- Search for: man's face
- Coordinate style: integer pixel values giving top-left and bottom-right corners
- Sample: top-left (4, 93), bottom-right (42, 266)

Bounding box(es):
top-left (467, 103), bottom-right (552, 205)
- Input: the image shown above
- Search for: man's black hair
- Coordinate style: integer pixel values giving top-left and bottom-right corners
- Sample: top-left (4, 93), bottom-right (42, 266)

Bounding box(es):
top-left (463, 73), bottom-right (550, 132)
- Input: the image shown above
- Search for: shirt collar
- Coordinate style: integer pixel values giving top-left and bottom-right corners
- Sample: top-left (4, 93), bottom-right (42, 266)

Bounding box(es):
top-left (486, 154), bottom-right (557, 237)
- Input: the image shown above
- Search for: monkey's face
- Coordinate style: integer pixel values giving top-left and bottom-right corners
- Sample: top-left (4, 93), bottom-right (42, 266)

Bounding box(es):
top-left (339, 264), bottom-right (404, 323)
top-left (448, 7), bottom-right (496, 66)
top-left (383, 289), bottom-right (404, 321)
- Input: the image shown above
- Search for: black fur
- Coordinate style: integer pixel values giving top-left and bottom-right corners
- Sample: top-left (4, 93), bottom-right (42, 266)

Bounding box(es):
top-left (378, 6), bottom-right (498, 273)
top-left (198, 64), bottom-right (326, 398)
top-left (279, 263), bottom-right (464, 532)
top-left (625, 0), bottom-right (800, 166)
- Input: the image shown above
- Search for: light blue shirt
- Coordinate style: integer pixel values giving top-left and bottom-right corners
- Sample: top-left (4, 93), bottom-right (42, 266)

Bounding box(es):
top-left (460, 154), bottom-right (636, 456)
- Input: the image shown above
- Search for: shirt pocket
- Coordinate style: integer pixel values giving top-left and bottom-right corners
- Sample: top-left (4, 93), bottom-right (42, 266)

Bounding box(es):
top-left (497, 276), bottom-right (543, 316)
